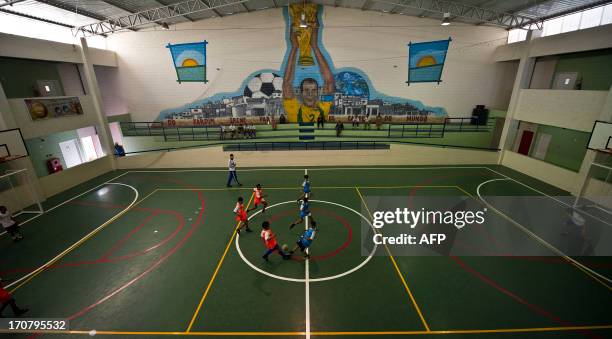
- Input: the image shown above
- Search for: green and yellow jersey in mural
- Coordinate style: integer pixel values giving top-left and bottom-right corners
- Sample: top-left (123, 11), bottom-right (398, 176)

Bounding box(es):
top-left (283, 97), bottom-right (333, 123)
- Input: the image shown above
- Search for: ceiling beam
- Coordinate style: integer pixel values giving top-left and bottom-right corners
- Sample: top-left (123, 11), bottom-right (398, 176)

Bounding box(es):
top-left (201, 0), bottom-right (223, 17)
top-left (241, 1), bottom-right (251, 12)
top-left (475, 0), bottom-right (544, 26)
top-left (75, 0), bottom-right (252, 36)
top-left (361, 0), bottom-right (373, 11)
top-left (154, 0), bottom-right (197, 21)
top-left (100, 0), bottom-right (167, 28)
top-left (35, 0), bottom-right (138, 31)
top-left (371, 0), bottom-right (541, 29)
top-left (510, 0), bottom-right (611, 29)
top-left (0, 7), bottom-right (72, 27)
top-left (0, 0), bottom-right (26, 8)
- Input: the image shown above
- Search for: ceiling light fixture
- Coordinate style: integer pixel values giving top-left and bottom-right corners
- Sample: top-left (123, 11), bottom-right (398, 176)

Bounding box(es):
top-left (441, 12), bottom-right (451, 26)
top-left (161, 22), bottom-right (170, 30)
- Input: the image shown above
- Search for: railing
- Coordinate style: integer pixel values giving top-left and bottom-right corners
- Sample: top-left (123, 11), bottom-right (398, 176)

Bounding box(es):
top-left (223, 141), bottom-right (390, 151)
top-left (121, 116), bottom-right (495, 141)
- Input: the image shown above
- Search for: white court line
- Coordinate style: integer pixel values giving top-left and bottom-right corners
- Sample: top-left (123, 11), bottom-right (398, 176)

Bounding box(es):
top-left (482, 167), bottom-right (612, 227)
top-left (5, 183), bottom-right (139, 290)
top-left (0, 171), bottom-right (129, 237)
top-left (477, 178), bottom-right (612, 287)
top-left (235, 200), bottom-right (376, 282)
top-left (304, 168), bottom-right (310, 339)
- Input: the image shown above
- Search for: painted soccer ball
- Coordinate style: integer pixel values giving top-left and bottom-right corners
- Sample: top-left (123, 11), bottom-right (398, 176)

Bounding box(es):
top-left (244, 72), bottom-right (283, 99)
top-left (29, 101), bottom-right (48, 119)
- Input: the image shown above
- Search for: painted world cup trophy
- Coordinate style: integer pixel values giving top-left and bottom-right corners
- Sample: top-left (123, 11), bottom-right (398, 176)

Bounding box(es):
top-left (289, 3), bottom-right (318, 66)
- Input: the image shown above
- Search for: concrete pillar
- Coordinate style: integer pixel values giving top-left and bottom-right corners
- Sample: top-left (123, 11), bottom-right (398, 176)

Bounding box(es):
top-left (497, 30), bottom-right (542, 164)
top-left (79, 37), bottom-right (116, 170)
top-left (0, 82), bottom-right (16, 130)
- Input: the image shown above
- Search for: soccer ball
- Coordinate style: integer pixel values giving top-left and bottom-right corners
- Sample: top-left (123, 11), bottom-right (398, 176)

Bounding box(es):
top-left (281, 244), bottom-right (289, 252)
top-left (244, 72), bottom-right (283, 99)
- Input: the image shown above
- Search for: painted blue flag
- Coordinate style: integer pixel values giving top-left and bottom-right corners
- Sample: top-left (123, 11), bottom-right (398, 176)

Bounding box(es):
top-left (166, 41), bottom-right (208, 83)
top-left (407, 38), bottom-right (451, 85)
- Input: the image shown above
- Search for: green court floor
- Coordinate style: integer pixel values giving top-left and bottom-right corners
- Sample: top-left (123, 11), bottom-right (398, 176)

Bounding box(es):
top-left (0, 165), bottom-right (610, 338)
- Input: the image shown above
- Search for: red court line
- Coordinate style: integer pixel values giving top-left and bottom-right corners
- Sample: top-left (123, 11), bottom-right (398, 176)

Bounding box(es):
top-left (27, 194), bottom-right (205, 339)
top-left (264, 207), bottom-right (352, 261)
top-left (0, 209), bottom-right (185, 276)
top-left (402, 174), bottom-right (603, 339)
top-left (450, 256), bottom-right (603, 339)
top-left (99, 210), bottom-right (161, 260)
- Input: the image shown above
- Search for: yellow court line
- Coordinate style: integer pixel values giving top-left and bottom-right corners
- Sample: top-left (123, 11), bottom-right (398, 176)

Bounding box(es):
top-left (185, 192), bottom-right (255, 332)
top-left (9, 188), bottom-right (160, 293)
top-left (355, 187), bottom-right (431, 332)
top-left (455, 185), bottom-right (612, 291)
top-left (2, 324), bottom-right (610, 336)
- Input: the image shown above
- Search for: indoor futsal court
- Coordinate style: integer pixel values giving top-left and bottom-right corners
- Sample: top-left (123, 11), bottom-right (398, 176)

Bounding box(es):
top-left (1, 0), bottom-right (612, 338)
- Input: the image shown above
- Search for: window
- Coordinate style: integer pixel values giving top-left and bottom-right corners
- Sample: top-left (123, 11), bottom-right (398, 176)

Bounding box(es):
top-left (510, 4), bottom-right (612, 43)
top-left (561, 12), bottom-right (581, 33)
top-left (602, 4), bottom-right (612, 25)
top-left (507, 29), bottom-right (528, 44)
top-left (80, 136), bottom-right (98, 162)
top-left (580, 7), bottom-right (603, 29)
top-left (543, 17), bottom-right (563, 36)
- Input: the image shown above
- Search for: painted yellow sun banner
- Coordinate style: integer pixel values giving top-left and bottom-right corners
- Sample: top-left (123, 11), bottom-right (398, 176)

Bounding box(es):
top-left (407, 38), bottom-right (451, 85)
top-left (166, 41), bottom-right (208, 83)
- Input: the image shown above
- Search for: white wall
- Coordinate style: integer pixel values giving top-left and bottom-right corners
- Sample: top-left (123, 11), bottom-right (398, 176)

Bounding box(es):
top-left (116, 144), bottom-right (499, 169)
top-left (38, 156), bottom-right (113, 198)
top-left (0, 32), bottom-right (117, 66)
top-left (494, 24), bottom-right (612, 61)
top-left (529, 57), bottom-right (557, 89)
top-left (501, 150), bottom-right (578, 192)
top-left (56, 63), bottom-right (86, 96)
top-left (514, 89), bottom-right (608, 131)
top-left (106, 6), bottom-right (512, 121)
top-left (94, 66), bottom-right (128, 116)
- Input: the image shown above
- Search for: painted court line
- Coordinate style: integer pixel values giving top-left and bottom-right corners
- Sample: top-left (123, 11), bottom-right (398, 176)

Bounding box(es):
top-left (235, 199), bottom-right (376, 283)
top-left (0, 171), bottom-right (129, 237)
top-left (185, 193), bottom-right (255, 333)
top-left (482, 167), bottom-right (612, 227)
top-left (6, 183), bottom-right (141, 292)
top-left (304, 168), bottom-right (311, 339)
top-left (3, 324), bottom-right (611, 336)
top-left (354, 187), bottom-right (431, 332)
top-left (476, 179), bottom-right (612, 290)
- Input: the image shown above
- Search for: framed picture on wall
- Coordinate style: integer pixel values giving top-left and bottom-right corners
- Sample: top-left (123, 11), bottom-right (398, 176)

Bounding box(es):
top-left (24, 97), bottom-right (84, 121)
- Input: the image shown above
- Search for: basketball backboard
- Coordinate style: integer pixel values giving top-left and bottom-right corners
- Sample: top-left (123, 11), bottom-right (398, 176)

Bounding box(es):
top-left (0, 128), bottom-right (29, 162)
top-left (587, 121), bottom-right (612, 152)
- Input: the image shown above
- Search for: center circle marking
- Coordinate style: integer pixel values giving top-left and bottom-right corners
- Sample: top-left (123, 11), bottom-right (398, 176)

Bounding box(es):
top-left (235, 199), bottom-right (377, 282)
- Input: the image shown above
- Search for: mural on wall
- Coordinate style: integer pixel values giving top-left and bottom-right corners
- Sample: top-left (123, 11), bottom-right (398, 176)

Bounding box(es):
top-left (407, 38), bottom-right (451, 85)
top-left (25, 97), bottom-right (84, 121)
top-left (159, 4), bottom-right (449, 126)
top-left (167, 41), bottom-right (208, 83)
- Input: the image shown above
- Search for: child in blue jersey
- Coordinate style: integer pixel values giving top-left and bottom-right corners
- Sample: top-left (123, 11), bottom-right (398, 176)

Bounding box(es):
top-left (299, 174), bottom-right (311, 200)
top-left (290, 221), bottom-right (317, 259)
top-left (289, 197), bottom-right (315, 229)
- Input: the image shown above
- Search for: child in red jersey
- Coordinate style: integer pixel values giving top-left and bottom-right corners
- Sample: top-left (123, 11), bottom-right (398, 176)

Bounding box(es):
top-left (247, 184), bottom-right (268, 214)
top-left (0, 278), bottom-right (28, 317)
top-left (260, 221), bottom-right (290, 261)
top-left (233, 197), bottom-right (252, 234)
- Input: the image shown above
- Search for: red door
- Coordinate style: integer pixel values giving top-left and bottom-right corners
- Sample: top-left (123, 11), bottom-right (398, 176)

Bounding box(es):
top-left (518, 130), bottom-right (534, 155)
